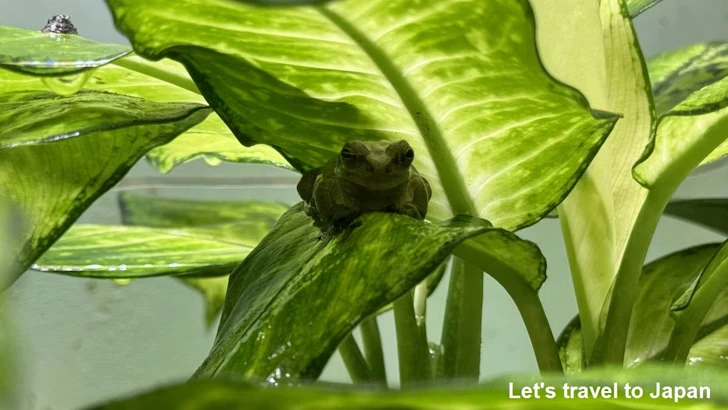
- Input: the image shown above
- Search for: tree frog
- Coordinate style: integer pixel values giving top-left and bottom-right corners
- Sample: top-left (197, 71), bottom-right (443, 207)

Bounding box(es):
top-left (297, 140), bottom-right (432, 227)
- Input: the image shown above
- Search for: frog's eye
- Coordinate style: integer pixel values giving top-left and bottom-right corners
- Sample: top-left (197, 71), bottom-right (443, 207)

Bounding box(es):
top-left (341, 147), bottom-right (357, 162)
top-left (399, 148), bottom-right (415, 167)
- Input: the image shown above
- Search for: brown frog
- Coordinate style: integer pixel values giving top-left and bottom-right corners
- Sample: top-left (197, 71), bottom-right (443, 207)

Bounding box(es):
top-left (297, 140), bottom-right (432, 227)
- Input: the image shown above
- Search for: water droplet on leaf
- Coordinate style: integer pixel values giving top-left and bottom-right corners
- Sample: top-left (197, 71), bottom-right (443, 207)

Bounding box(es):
top-left (41, 70), bottom-right (93, 96)
top-left (112, 278), bottom-right (133, 286)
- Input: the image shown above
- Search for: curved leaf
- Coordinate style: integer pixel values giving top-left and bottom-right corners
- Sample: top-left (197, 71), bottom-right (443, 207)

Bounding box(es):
top-left (0, 25), bottom-right (130, 76)
top-left (118, 193), bottom-right (289, 324)
top-left (556, 0), bottom-right (655, 357)
top-left (648, 43), bottom-right (728, 116)
top-left (92, 366), bottom-right (728, 409)
top-left (194, 204), bottom-right (524, 380)
top-left (33, 196), bottom-right (289, 277)
top-left (0, 54), bottom-right (292, 173)
top-left (106, 0), bottom-right (618, 230)
top-left (557, 244), bottom-right (728, 369)
top-left (634, 43), bottom-right (728, 185)
top-left (0, 90), bottom-right (210, 283)
top-left (664, 199), bottom-right (728, 235)
top-left (120, 192), bottom-right (288, 232)
top-left (556, 315), bottom-right (582, 375)
top-left (627, 244), bottom-right (723, 365)
top-left (32, 224), bottom-right (253, 278)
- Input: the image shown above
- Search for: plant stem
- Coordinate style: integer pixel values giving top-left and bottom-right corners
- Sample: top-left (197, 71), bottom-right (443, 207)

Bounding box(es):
top-left (338, 333), bottom-right (372, 384)
top-left (439, 257), bottom-right (482, 380)
top-left (112, 55), bottom-right (202, 95)
top-left (413, 281), bottom-right (428, 339)
top-left (589, 188), bottom-right (669, 367)
top-left (360, 316), bottom-right (388, 385)
top-left (662, 256), bottom-right (728, 365)
top-left (453, 242), bottom-right (563, 373)
top-left (394, 290), bottom-right (432, 386)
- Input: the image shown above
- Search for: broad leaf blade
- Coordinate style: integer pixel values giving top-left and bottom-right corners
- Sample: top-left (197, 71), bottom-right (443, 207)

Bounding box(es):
top-left (118, 193), bottom-right (289, 324)
top-left (0, 90), bottom-right (210, 282)
top-left (0, 53), bottom-right (292, 173)
top-left (627, 244), bottom-right (724, 365)
top-left (34, 196), bottom-right (289, 277)
top-left (120, 193), bottom-right (288, 232)
top-left (92, 366), bottom-right (728, 409)
top-left (0, 25), bottom-right (131, 76)
top-left (106, 0), bottom-right (618, 231)
top-left (635, 43), bottom-right (728, 184)
top-left (664, 199), bottom-right (728, 235)
top-left (32, 224), bottom-right (252, 278)
top-left (648, 43), bottom-right (728, 116)
top-left (195, 204), bottom-right (501, 380)
top-left (557, 244), bottom-right (728, 369)
top-left (555, 0), bottom-right (655, 356)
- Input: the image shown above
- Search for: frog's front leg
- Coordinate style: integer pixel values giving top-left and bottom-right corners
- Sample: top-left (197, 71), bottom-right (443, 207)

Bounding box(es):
top-left (313, 178), bottom-right (360, 226)
top-left (397, 176), bottom-right (431, 220)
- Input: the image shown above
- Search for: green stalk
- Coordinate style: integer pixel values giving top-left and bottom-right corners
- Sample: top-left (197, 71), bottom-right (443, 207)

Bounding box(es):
top-left (112, 55), bottom-right (201, 95)
top-left (360, 316), bottom-right (388, 385)
top-left (338, 333), bottom-right (372, 384)
top-left (439, 258), bottom-right (482, 380)
top-left (394, 290), bottom-right (432, 386)
top-left (453, 242), bottom-right (562, 373)
top-left (589, 189), bottom-right (669, 366)
top-left (662, 257), bottom-right (728, 365)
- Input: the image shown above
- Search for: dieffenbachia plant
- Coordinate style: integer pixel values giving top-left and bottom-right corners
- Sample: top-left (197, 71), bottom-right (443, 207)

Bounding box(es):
top-left (0, 0), bottom-right (727, 407)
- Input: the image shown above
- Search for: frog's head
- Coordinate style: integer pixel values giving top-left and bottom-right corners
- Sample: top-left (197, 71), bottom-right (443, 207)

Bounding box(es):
top-left (336, 139), bottom-right (414, 188)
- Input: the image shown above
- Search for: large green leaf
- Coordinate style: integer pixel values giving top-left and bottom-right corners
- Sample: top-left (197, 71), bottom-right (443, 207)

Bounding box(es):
top-left (648, 43), bottom-right (728, 116)
top-left (194, 203), bottom-right (544, 380)
top-left (557, 244), bottom-right (728, 369)
top-left (635, 43), bottom-right (728, 184)
top-left (32, 223), bottom-right (254, 278)
top-left (33, 196), bottom-right (289, 277)
top-left (0, 25), bottom-right (130, 76)
top-left (119, 193), bottom-right (289, 324)
top-left (553, 0), bottom-right (655, 360)
top-left (120, 193), bottom-right (288, 233)
top-left (0, 90), bottom-right (210, 283)
top-left (106, 0), bottom-right (618, 230)
top-left (92, 366), bottom-right (728, 409)
top-left (664, 199), bottom-right (728, 235)
top-left (0, 52), bottom-right (292, 173)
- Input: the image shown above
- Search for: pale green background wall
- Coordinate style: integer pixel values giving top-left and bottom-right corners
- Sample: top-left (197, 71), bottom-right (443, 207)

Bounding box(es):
top-left (0, 1), bottom-right (727, 409)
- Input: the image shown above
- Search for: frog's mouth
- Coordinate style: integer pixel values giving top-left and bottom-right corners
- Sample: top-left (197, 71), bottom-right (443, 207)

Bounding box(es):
top-left (346, 173), bottom-right (410, 190)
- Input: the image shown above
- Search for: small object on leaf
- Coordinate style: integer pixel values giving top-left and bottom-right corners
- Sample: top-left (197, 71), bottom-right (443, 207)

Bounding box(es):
top-left (41, 15), bottom-right (79, 35)
top-left (297, 139), bottom-right (432, 228)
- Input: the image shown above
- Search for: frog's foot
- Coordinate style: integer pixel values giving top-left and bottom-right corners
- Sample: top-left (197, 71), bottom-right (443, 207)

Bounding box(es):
top-left (397, 203), bottom-right (426, 220)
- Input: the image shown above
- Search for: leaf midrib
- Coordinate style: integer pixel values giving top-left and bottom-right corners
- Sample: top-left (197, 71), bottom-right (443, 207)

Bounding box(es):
top-left (316, 6), bottom-right (476, 216)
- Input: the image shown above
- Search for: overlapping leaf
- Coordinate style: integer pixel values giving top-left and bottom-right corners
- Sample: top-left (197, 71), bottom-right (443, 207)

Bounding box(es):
top-left (0, 49), bottom-right (292, 172)
top-left (0, 90), bottom-right (210, 283)
top-left (664, 199), bottom-right (728, 235)
top-left (33, 194), bottom-right (289, 323)
top-left (194, 203), bottom-right (545, 380)
top-left (0, 25), bottom-right (130, 76)
top-left (635, 43), bottom-right (728, 185)
top-left (92, 366), bottom-right (728, 409)
top-left (106, 0), bottom-right (618, 230)
top-left (119, 193), bottom-right (290, 324)
top-left (32, 224), bottom-right (255, 278)
top-left (557, 244), bottom-right (728, 369)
